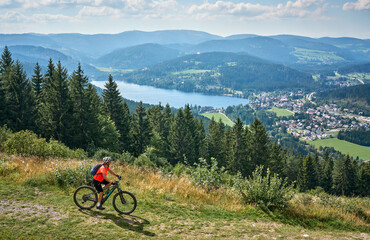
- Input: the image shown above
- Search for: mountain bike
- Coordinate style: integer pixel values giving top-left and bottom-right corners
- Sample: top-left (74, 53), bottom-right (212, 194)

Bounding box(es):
top-left (73, 177), bottom-right (137, 215)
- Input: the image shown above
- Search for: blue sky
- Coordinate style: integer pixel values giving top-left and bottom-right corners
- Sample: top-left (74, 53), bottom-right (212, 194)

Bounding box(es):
top-left (0, 0), bottom-right (369, 38)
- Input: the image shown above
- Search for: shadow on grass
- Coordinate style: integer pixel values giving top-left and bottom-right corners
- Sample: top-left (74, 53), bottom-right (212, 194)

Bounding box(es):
top-left (79, 209), bottom-right (155, 237)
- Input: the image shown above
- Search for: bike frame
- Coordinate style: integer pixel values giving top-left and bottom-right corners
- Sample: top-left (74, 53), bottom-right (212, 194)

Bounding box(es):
top-left (87, 180), bottom-right (121, 205)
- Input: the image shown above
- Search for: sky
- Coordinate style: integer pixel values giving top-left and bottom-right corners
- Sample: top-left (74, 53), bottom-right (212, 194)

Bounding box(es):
top-left (0, 0), bottom-right (369, 38)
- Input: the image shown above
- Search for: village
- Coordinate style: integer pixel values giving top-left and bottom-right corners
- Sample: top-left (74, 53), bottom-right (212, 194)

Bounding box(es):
top-left (249, 91), bottom-right (370, 141)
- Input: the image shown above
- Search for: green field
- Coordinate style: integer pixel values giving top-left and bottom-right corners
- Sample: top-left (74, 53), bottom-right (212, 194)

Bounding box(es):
top-left (201, 112), bottom-right (234, 127)
top-left (268, 107), bottom-right (294, 117)
top-left (308, 138), bottom-right (370, 160)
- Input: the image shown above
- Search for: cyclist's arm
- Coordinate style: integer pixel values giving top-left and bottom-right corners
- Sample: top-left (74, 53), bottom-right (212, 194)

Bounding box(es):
top-left (102, 172), bottom-right (112, 184)
top-left (108, 169), bottom-right (118, 178)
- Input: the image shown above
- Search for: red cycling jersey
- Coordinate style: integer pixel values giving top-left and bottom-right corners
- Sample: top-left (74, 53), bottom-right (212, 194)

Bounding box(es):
top-left (93, 165), bottom-right (109, 182)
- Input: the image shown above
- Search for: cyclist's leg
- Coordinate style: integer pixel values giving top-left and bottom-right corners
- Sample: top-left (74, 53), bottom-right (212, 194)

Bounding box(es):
top-left (93, 179), bottom-right (104, 209)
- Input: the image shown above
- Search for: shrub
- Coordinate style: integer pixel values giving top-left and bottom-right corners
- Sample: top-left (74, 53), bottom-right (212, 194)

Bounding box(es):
top-left (235, 166), bottom-right (295, 210)
top-left (53, 161), bottom-right (91, 187)
top-left (0, 129), bottom-right (87, 159)
top-left (134, 148), bottom-right (170, 169)
top-left (172, 162), bottom-right (188, 177)
top-left (119, 151), bottom-right (135, 165)
top-left (190, 158), bottom-right (226, 190)
top-left (0, 125), bottom-right (12, 146)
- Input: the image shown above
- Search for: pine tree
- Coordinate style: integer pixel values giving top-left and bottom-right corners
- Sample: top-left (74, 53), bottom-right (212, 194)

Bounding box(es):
top-left (230, 117), bottom-right (249, 176)
top-left (69, 63), bottom-right (93, 148)
top-left (223, 126), bottom-right (234, 171)
top-left (38, 59), bottom-right (56, 139)
top-left (250, 117), bottom-right (270, 168)
top-left (31, 62), bottom-right (42, 99)
top-left (130, 101), bottom-right (151, 156)
top-left (270, 141), bottom-right (285, 177)
top-left (169, 108), bottom-right (187, 165)
top-left (183, 105), bottom-right (197, 164)
top-left (321, 151), bottom-right (334, 193)
top-left (312, 153), bottom-right (322, 187)
top-left (4, 61), bottom-right (35, 131)
top-left (0, 46), bottom-right (14, 125)
top-left (102, 75), bottom-right (130, 151)
top-left (207, 117), bottom-right (225, 166)
top-left (161, 104), bottom-right (172, 159)
top-left (333, 155), bottom-right (356, 196)
top-left (297, 155), bottom-right (318, 192)
top-left (357, 162), bottom-right (370, 197)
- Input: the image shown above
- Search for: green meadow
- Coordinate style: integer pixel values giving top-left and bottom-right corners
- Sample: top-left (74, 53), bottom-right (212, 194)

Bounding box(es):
top-left (201, 112), bottom-right (234, 127)
top-left (309, 138), bottom-right (370, 160)
top-left (269, 107), bottom-right (294, 117)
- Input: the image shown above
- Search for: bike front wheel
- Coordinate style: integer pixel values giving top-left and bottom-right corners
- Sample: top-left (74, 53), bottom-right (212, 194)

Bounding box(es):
top-left (112, 191), bottom-right (137, 215)
top-left (73, 185), bottom-right (97, 209)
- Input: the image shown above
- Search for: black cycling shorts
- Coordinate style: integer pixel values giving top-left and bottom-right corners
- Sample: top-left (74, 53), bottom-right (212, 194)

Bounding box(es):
top-left (93, 179), bottom-right (109, 193)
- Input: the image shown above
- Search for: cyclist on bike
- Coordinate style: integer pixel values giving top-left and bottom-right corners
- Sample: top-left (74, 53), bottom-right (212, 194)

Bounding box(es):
top-left (93, 157), bottom-right (120, 210)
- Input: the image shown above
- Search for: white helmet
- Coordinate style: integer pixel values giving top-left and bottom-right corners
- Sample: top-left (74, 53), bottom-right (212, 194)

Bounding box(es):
top-left (103, 157), bottom-right (113, 164)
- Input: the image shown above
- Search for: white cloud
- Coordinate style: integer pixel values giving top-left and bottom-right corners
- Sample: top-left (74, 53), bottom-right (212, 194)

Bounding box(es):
top-left (0, 0), bottom-right (11, 6)
top-left (188, 0), bottom-right (325, 20)
top-left (0, 11), bottom-right (27, 22)
top-left (31, 13), bottom-right (74, 23)
top-left (343, 0), bottom-right (370, 11)
top-left (78, 6), bottom-right (121, 17)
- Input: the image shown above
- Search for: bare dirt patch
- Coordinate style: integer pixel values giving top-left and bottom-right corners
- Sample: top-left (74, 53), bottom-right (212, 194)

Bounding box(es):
top-left (0, 199), bottom-right (66, 224)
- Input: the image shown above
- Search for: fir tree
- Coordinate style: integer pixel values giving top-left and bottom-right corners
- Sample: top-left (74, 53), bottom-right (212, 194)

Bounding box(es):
top-left (4, 61), bottom-right (35, 131)
top-left (270, 141), bottom-right (285, 177)
top-left (102, 75), bottom-right (130, 151)
top-left (69, 63), bottom-right (92, 148)
top-left (223, 126), bottom-right (234, 171)
top-left (38, 59), bottom-right (56, 139)
top-left (130, 101), bottom-right (151, 156)
top-left (169, 108), bottom-right (187, 165)
top-left (333, 155), bottom-right (356, 196)
top-left (250, 117), bottom-right (270, 168)
top-left (207, 117), bottom-right (225, 166)
top-left (357, 162), bottom-right (370, 197)
top-left (297, 155), bottom-right (318, 192)
top-left (321, 151), bottom-right (334, 193)
top-left (31, 62), bottom-right (42, 99)
top-left (230, 117), bottom-right (249, 176)
top-left (0, 46), bottom-right (14, 125)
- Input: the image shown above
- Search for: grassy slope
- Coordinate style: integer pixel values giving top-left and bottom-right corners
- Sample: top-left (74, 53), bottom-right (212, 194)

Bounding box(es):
top-left (268, 107), bottom-right (294, 117)
top-left (0, 155), bottom-right (369, 239)
top-left (201, 112), bottom-right (234, 127)
top-left (309, 138), bottom-right (370, 160)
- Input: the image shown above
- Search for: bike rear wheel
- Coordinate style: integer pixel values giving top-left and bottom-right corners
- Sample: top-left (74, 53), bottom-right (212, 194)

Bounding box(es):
top-left (112, 191), bottom-right (137, 215)
top-left (73, 185), bottom-right (97, 209)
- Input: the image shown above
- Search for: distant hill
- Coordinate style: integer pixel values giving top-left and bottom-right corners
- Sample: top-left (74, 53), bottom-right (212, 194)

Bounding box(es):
top-left (191, 37), bottom-right (296, 63)
top-left (1, 45), bottom-right (102, 79)
top-left (95, 43), bottom-right (182, 69)
top-left (120, 52), bottom-right (314, 92)
top-left (0, 30), bottom-right (221, 58)
top-left (337, 62), bottom-right (370, 74)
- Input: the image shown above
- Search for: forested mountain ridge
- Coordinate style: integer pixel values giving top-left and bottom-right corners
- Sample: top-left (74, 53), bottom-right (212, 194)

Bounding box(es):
top-left (120, 52), bottom-right (314, 92)
top-left (95, 43), bottom-right (182, 69)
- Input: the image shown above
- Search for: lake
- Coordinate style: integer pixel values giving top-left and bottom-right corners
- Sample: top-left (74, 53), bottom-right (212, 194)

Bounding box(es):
top-left (92, 81), bottom-right (249, 109)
